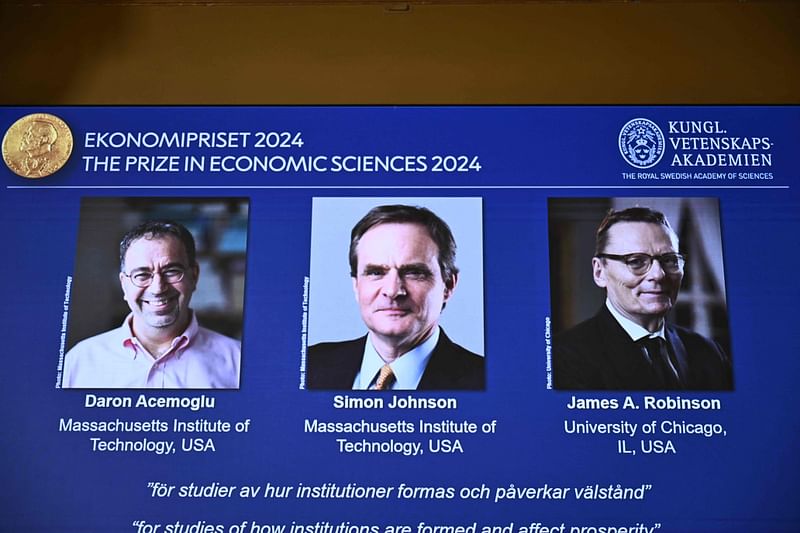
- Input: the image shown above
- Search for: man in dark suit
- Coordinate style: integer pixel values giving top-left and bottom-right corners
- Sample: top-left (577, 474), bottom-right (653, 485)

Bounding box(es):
top-left (553, 207), bottom-right (732, 390)
top-left (307, 205), bottom-right (484, 390)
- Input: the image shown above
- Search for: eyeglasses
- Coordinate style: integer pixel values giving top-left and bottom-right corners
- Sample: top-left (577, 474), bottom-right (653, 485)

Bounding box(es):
top-left (596, 252), bottom-right (686, 275)
top-left (122, 267), bottom-right (187, 288)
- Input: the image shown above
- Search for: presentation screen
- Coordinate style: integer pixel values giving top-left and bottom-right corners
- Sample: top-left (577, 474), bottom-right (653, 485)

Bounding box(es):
top-left (1, 106), bottom-right (798, 532)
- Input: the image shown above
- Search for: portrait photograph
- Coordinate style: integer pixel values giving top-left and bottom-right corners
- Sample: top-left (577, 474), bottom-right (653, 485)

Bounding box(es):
top-left (62, 197), bottom-right (249, 389)
top-left (548, 197), bottom-right (733, 391)
top-left (305, 197), bottom-right (485, 391)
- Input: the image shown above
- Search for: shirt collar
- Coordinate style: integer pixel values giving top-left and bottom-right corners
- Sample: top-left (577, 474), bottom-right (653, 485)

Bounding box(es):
top-left (354, 327), bottom-right (440, 390)
top-left (118, 312), bottom-right (198, 359)
top-left (605, 299), bottom-right (666, 342)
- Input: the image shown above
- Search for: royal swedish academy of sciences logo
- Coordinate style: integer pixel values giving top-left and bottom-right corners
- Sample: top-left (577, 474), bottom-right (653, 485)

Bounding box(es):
top-left (618, 118), bottom-right (665, 169)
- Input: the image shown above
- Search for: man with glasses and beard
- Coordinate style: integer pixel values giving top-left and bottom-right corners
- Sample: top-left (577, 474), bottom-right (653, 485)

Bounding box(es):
top-left (63, 220), bottom-right (240, 389)
top-left (553, 207), bottom-right (732, 390)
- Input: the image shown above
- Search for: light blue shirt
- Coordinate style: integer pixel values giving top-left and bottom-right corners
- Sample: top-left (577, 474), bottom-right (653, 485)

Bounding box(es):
top-left (352, 327), bottom-right (440, 390)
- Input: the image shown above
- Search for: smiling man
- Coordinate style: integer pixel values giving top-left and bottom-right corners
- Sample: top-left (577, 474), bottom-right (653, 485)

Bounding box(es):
top-left (306, 205), bottom-right (484, 390)
top-left (553, 207), bottom-right (732, 390)
top-left (63, 221), bottom-right (240, 389)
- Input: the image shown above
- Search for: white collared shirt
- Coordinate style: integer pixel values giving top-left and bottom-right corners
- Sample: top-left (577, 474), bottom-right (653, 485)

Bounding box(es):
top-left (605, 299), bottom-right (666, 342)
top-left (352, 327), bottom-right (440, 390)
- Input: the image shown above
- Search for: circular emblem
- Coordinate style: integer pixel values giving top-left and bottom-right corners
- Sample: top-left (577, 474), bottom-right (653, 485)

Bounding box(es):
top-left (2, 113), bottom-right (74, 178)
top-left (618, 118), bottom-right (665, 169)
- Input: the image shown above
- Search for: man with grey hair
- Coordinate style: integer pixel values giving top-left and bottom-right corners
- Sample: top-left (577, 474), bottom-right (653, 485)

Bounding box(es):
top-left (554, 207), bottom-right (732, 390)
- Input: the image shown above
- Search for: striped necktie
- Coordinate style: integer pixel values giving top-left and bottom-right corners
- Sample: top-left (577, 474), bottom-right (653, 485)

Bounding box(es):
top-left (375, 364), bottom-right (395, 390)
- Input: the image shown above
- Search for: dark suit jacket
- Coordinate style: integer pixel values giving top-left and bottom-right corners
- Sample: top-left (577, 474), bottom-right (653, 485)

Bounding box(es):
top-left (306, 329), bottom-right (485, 390)
top-left (553, 306), bottom-right (732, 390)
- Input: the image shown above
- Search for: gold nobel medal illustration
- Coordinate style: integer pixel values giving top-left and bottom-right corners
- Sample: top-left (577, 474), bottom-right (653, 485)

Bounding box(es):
top-left (2, 113), bottom-right (73, 178)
